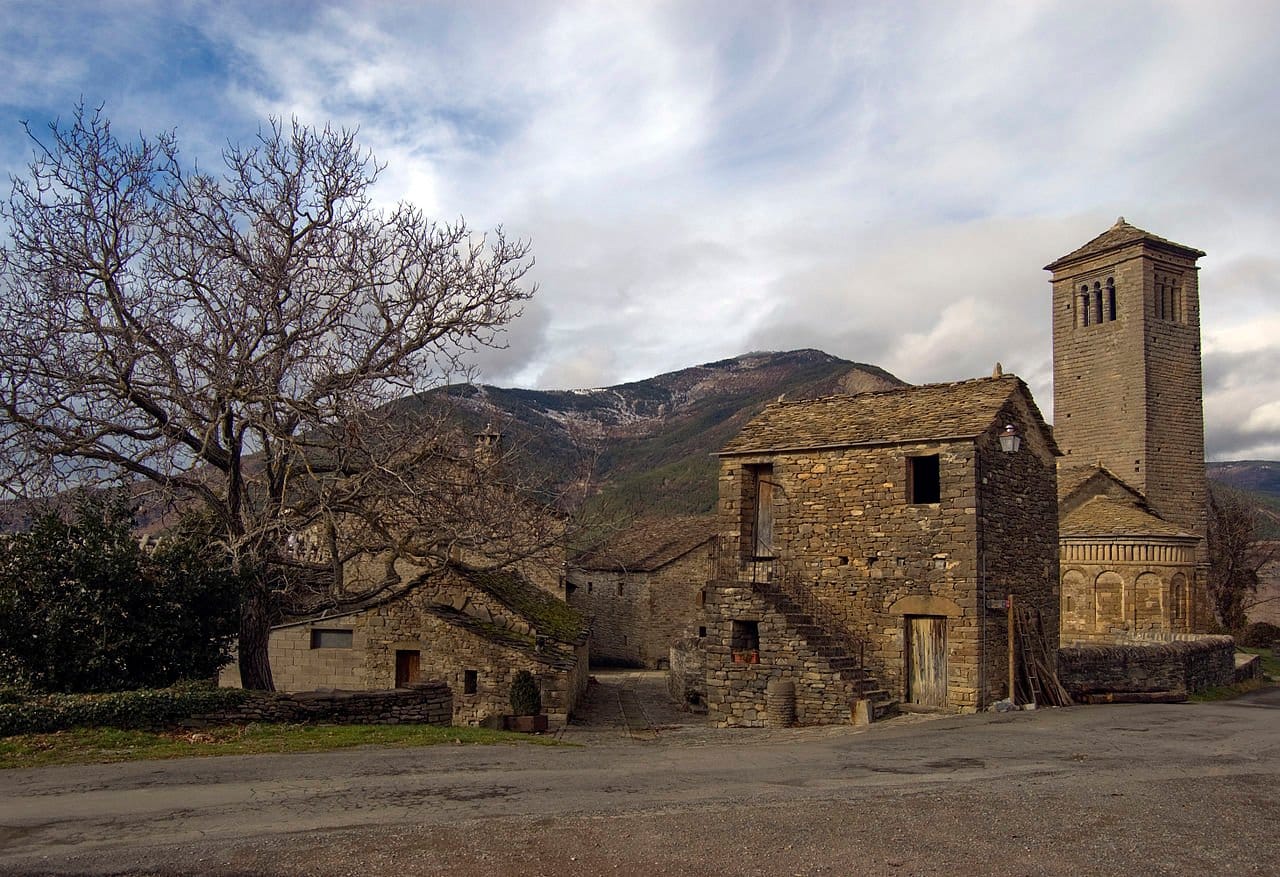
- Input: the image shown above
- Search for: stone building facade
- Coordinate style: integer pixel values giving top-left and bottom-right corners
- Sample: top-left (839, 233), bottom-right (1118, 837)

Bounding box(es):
top-left (220, 562), bottom-right (590, 726)
top-left (704, 374), bottom-right (1060, 724)
top-left (1048, 220), bottom-right (1210, 640)
top-left (566, 515), bottom-right (715, 668)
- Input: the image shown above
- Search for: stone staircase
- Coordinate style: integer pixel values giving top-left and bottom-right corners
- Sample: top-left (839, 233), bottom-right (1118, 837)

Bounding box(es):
top-left (756, 580), bottom-right (898, 721)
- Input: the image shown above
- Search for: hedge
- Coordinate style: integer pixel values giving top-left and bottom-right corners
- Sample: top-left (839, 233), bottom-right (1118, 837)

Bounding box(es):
top-left (0, 682), bottom-right (250, 737)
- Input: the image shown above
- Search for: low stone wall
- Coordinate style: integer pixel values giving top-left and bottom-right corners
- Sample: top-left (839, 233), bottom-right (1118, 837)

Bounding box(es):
top-left (189, 681), bottom-right (452, 727)
top-left (668, 635), bottom-right (707, 712)
top-left (1057, 636), bottom-right (1236, 699)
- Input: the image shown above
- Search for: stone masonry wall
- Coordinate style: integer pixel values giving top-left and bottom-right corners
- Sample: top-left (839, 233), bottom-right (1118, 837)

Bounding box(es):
top-left (191, 682), bottom-right (452, 727)
top-left (976, 404), bottom-right (1061, 705)
top-left (568, 545), bottom-right (710, 669)
top-left (1050, 238), bottom-right (1209, 626)
top-left (668, 633), bottom-right (707, 711)
top-left (703, 580), bottom-right (862, 726)
top-left (716, 440), bottom-right (979, 709)
top-left (1057, 635), bottom-right (1236, 697)
top-left (1059, 539), bottom-right (1197, 641)
top-left (711, 403), bottom-right (1058, 715)
top-left (219, 586), bottom-right (587, 726)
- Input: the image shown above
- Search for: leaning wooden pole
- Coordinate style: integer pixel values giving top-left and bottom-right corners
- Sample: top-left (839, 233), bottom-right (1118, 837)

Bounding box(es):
top-left (1007, 593), bottom-right (1016, 703)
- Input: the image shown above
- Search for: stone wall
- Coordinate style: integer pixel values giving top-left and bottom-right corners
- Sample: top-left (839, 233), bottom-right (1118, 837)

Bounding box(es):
top-left (1059, 539), bottom-right (1197, 641)
top-left (1049, 232), bottom-right (1209, 623)
top-left (1056, 635), bottom-right (1236, 698)
top-left (219, 580), bottom-right (587, 726)
top-left (668, 633), bottom-right (707, 711)
top-left (190, 682), bottom-right (452, 726)
top-left (703, 580), bottom-right (863, 726)
top-left (568, 545), bottom-right (710, 669)
top-left (711, 408), bottom-right (1057, 715)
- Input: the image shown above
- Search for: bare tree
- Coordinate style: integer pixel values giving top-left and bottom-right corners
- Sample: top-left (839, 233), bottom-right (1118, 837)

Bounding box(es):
top-left (1206, 485), bottom-right (1275, 632)
top-left (0, 105), bottom-right (566, 689)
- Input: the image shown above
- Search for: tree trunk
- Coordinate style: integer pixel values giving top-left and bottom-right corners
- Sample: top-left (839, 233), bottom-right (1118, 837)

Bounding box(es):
top-left (238, 584), bottom-right (276, 691)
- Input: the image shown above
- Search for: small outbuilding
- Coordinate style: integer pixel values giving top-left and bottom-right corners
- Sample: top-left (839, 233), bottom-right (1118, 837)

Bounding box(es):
top-left (567, 515), bottom-right (716, 668)
top-left (704, 373), bottom-right (1061, 725)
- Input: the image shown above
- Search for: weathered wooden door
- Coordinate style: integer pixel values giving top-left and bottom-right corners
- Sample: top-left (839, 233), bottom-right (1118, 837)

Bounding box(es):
top-left (906, 616), bottom-right (947, 708)
top-left (395, 650), bottom-right (421, 688)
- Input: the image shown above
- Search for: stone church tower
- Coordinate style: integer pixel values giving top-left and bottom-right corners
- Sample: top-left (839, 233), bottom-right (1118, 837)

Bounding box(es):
top-left (1046, 219), bottom-right (1209, 638)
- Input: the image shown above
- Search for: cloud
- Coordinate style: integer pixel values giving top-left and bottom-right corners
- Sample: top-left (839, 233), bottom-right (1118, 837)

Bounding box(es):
top-left (2, 1), bottom-right (1280, 458)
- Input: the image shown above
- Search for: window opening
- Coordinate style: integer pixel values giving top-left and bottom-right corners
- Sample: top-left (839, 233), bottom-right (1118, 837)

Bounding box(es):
top-left (464, 669), bottom-right (478, 695)
top-left (1079, 287), bottom-right (1091, 327)
top-left (908, 455), bottom-right (941, 504)
top-left (1093, 282), bottom-right (1103, 325)
top-left (616, 582), bottom-right (624, 597)
top-left (1106, 277), bottom-right (1116, 321)
top-left (310, 628), bottom-right (353, 649)
top-left (731, 620), bottom-right (760, 663)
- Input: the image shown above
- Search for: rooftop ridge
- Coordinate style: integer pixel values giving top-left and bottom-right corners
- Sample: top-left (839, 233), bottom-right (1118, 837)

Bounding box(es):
top-left (1045, 217), bottom-right (1205, 271)
top-left (764, 372), bottom-right (1022, 409)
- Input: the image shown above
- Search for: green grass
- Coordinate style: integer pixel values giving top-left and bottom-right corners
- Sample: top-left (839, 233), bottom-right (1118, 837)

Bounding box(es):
top-left (0, 722), bottom-right (558, 770)
top-left (1238, 646), bottom-right (1280, 679)
top-left (1187, 676), bottom-right (1273, 703)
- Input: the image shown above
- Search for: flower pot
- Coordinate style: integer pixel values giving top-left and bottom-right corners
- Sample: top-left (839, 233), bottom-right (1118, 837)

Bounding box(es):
top-left (505, 714), bottom-right (549, 733)
top-left (732, 650), bottom-right (759, 665)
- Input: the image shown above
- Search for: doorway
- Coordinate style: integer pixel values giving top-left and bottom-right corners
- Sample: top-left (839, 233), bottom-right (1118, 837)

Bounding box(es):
top-left (395, 650), bottom-right (421, 688)
top-left (906, 616), bottom-right (947, 708)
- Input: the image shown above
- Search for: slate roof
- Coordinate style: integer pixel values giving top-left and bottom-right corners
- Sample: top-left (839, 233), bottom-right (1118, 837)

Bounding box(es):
top-left (1044, 218), bottom-right (1205, 271)
top-left (1057, 464), bottom-right (1144, 504)
top-left (1060, 495), bottom-right (1195, 539)
top-left (719, 374), bottom-right (1049, 455)
top-left (573, 514), bottom-right (716, 572)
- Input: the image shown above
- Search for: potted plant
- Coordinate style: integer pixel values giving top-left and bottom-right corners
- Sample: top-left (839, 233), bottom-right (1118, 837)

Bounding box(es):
top-left (732, 649), bottom-right (760, 664)
top-left (506, 669), bottom-right (548, 733)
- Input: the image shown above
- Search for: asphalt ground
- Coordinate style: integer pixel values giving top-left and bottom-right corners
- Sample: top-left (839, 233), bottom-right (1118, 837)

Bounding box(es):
top-left (1, 674), bottom-right (1277, 876)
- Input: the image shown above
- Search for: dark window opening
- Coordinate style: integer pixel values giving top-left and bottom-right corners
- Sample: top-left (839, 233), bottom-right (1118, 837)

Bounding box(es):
top-left (565, 581), bottom-right (577, 595)
top-left (464, 669), bottom-right (478, 695)
top-left (1093, 282), bottom-right (1103, 325)
top-left (1079, 287), bottom-right (1090, 327)
top-left (908, 455), bottom-right (941, 504)
top-left (698, 625), bottom-right (707, 638)
top-left (731, 620), bottom-right (760, 662)
top-left (1106, 277), bottom-right (1116, 321)
top-left (697, 589), bottom-right (706, 607)
top-left (587, 581), bottom-right (593, 594)
top-left (310, 628), bottom-right (353, 649)
top-left (616, 582), bottom-right (624, 597)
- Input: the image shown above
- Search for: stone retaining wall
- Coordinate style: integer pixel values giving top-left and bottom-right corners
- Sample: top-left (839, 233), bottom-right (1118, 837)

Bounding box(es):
top-left (668, 634), bottom-right (707, 712)
top-left (1057, 636), bottom-right (1236, 698)
top-left (189, 681), bottom-right (452, 727)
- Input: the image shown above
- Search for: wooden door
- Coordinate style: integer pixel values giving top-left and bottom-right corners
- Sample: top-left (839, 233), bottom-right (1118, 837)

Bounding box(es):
top-left (906, 616), bottom-right (947, 708)
top-left (395, 650), bottom-right (421, 688)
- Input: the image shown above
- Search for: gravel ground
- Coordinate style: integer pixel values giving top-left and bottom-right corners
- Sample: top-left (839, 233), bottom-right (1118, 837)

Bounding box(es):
top-left (2, 675), bottom-right (1277, 876)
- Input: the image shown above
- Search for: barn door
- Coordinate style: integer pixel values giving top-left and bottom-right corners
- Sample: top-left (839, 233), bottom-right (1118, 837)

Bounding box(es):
top-left (395, 650), bottom-right (421, 688)
top-left (906, 616), bottom-right (947, 708)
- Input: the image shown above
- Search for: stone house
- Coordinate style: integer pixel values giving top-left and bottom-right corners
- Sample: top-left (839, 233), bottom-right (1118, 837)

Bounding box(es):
top-left (566, 515), bottom-right (716, 668)
top-left (220, 561), bottom-right (590, 727)
top-left (704, 373), bottom-right (1060, 725)
top-left (1047, 220), bottom-right (1211, 641)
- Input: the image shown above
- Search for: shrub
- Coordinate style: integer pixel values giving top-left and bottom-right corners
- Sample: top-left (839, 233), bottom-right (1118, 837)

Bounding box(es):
top-left (0, 492), bottom-right (242, 693)
top-left (509, 670), bottom-right (542, 716)
top-left (1238, 621), bottom-right (1280, 648)
top-left (0, 682), bottom-right (249, 737)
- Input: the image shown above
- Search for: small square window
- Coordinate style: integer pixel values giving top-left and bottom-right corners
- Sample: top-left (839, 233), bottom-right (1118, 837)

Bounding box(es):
top-left (310, 628), bottom-right (353, 649)
top-left (908, 455), bottom-right (941, 504)
top-left (464, 669), bottom-right (478, 695)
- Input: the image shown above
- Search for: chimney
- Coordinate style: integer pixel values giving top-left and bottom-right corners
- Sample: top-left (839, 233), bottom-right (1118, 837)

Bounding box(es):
top-left (474, 424), bottom-right (502, 467)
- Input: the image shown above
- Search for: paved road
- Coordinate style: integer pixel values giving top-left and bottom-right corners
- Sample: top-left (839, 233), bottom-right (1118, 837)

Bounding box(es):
top-left (1, 678), bottom-right (1278, 876)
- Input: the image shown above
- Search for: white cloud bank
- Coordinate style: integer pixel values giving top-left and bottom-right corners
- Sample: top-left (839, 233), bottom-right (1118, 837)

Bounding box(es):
top-left (2, 0), bottom-right (1279, 459)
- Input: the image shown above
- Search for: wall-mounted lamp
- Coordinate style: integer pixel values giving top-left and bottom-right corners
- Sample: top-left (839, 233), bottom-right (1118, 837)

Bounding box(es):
top-left (998, 424), bottom-right (1022, 453)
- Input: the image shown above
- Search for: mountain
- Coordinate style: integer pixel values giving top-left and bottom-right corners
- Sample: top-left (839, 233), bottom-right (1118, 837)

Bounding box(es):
top-left (430, 349), bottom-right (906, 518)
top-left (1207, 461), bottom-right (1280, 539)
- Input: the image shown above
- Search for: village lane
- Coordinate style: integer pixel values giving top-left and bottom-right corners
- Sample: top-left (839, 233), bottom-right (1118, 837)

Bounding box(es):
top-left (1, 686), bottom-right (1278, 876)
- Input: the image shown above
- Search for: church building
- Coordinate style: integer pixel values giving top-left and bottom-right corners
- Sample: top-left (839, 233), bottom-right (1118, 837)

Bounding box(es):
top-left (1047, 219), bottom-right (1210, 641)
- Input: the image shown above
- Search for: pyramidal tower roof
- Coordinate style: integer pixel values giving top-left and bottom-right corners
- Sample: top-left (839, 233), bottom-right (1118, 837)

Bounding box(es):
top-left (1044, 217), bottom-right (1205, 271)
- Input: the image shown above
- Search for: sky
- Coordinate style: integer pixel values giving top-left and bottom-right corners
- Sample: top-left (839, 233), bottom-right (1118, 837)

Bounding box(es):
top-left (1, 0), bottom-right (1278, 460)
